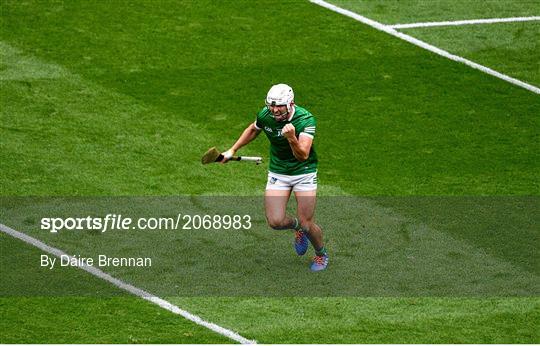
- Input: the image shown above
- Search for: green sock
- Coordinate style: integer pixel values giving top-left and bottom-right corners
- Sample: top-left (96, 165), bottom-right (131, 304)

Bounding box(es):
top-left (315, 246), bottom-right (327, 256)
top-left (292, 217), bottom-right (302, 231)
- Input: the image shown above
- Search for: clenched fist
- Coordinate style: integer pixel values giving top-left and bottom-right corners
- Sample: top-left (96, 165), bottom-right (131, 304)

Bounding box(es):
top-left (281, 123), bottom-right (296, 139)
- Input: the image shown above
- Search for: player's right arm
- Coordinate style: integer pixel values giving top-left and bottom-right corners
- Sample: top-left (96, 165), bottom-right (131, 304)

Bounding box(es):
top-left (221, 123), bottom-right (261, 163)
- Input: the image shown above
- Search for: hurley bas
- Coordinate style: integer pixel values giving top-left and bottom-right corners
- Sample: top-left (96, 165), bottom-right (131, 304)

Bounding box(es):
top-left (41, 254), bottom-right (152, 269)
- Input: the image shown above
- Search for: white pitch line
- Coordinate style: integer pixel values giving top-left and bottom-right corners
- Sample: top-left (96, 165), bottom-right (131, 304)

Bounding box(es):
top-left (390, 16), bottom-right (540, 29)
top-left (0, 223), bottom-right (256, 345)
top-left (309, 0), bottom-right (540, 95)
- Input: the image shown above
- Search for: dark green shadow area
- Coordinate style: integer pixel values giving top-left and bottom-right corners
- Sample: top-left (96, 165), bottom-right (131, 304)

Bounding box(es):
top-left (2, 196), bottom-right (538, 297)
top-left (376, 196), bottom-right (540, 275)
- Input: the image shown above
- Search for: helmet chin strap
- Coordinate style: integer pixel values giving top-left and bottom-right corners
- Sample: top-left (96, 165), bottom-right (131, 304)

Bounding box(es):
top-left (274, 109), bottom-right (289, 121)
top-left (268, 105), bottom-right (288, 121)
top-left (268, 102), bottom-right (293, 121)
top-left (284, 103), bottom-right (295, 121)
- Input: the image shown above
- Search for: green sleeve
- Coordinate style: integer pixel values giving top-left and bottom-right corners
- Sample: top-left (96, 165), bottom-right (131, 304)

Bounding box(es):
top-left (254, 108), bottom-right (266, 129)
top-left (300, 116), bottom-right (316, 139)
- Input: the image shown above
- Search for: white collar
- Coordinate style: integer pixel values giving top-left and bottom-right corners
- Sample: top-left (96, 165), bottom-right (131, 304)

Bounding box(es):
top-left (287, 105), bottom-right (296, 122)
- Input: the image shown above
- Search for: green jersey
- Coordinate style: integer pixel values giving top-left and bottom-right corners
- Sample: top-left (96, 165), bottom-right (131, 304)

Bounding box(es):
top-left (254, 105), bottom-right (318, 175)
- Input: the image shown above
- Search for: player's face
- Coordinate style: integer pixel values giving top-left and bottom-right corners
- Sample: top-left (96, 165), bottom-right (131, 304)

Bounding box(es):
top-left (268, 105), bottom-right (288, 122)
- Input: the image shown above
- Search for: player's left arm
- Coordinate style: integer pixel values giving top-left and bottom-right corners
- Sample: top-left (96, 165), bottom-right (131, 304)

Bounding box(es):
top-left (282, 123), bottom-right (313, 162)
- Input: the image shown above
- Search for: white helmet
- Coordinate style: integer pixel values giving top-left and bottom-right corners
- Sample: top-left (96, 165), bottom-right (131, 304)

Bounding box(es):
top-left (265, 84), bottom-right (294, 114)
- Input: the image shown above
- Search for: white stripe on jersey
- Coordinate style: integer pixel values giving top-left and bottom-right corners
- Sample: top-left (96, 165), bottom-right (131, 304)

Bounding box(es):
top-left (299, 132), bottom-right (314, 139)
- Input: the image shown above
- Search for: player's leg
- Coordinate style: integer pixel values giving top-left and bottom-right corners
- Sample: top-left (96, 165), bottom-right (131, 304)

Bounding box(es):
top-left (264, 189), bottom-right (295, 229)
top-left (264, 173), bottom-right (300, 231)
top-left (265, 188), bottom-right (309, 259)
top-left (294, 173), bottom-right (328, 271)
top-left (294, 190), bottom-right (324, 249)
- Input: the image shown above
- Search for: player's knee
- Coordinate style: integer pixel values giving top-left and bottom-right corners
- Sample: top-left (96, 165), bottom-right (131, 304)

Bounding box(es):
top-left (266, 216), bottom-right (286, 230)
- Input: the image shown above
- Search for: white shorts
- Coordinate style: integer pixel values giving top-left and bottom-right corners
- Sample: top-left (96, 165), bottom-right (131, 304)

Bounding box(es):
top-left (266, 171), bottom-right (318, 192)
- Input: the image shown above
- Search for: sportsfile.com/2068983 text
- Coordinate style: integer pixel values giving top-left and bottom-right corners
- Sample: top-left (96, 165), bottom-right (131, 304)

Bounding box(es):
top-left (40, 214), bottom-right (253, 233)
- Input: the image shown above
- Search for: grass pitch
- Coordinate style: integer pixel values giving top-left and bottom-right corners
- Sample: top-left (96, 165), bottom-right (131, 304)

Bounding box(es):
top-left (1, 0), bottom-right (539, 343)
top-left (331, 0), bottom-right (540, 85)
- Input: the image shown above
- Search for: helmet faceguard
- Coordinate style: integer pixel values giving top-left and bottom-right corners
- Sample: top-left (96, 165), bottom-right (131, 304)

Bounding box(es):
top-left (265, 84), bottom-right (294, 120)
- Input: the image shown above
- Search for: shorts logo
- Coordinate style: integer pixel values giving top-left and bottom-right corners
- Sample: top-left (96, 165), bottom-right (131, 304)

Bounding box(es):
top-left (270, 177), bottom-right (277, 184)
